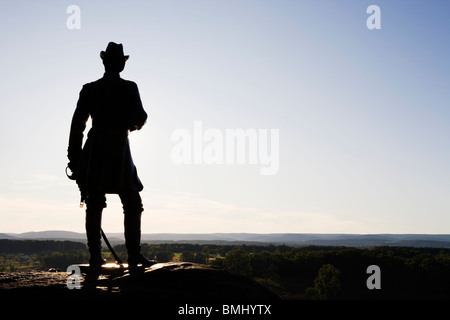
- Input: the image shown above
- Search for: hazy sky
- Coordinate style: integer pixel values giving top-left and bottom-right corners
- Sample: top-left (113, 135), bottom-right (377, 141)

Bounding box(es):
top-left (0, 1), bottom-right (449, 234)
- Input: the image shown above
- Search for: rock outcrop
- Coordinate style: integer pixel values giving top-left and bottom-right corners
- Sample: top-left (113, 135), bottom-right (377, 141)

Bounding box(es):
top-left (0, 262), bottom-right (279, 300)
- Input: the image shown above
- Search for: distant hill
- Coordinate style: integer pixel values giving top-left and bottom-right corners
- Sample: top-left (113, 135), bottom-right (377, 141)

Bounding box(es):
top-left (0, 233), bottom-right (17, 240)
top-left (145, 233), bottom-right (450, 247)
top-left (2, 231), bottom-right (450, 248)
top-left (16, 230), bottom-right (87, 240)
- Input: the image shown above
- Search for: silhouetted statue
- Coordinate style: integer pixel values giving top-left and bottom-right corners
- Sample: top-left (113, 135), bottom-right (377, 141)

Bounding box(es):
top-left (67, 42), bottom-right (153, 268)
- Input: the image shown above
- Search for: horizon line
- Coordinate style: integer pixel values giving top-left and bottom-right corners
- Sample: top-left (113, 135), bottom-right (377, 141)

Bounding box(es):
top-left (3, 230), bottom-right (450, 236)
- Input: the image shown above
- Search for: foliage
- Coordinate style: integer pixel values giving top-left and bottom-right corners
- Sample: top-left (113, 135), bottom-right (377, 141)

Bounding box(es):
top-left (2, 240), bottom-right (450, 299)
top-left (312, 264), bottom-right (342, 299)
top-left (0, 239), bottom-right (86, 254)
top-left (223, 248), bottom-right (252, 277)
top-left (38, 250), bottom-right (89, 270)
top-left (180, 251), bottom-right (207, 264)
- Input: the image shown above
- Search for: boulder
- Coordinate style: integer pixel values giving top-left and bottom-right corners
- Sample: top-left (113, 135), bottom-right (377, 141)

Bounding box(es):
top-left (0, 262), bottom-right (279, 301)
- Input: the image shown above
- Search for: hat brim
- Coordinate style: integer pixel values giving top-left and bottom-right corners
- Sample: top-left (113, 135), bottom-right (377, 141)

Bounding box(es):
top-left (100, 51), bottom-right (129, 61)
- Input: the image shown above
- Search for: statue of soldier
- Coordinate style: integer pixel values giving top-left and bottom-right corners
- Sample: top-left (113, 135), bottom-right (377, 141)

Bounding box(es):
top-left (67, 42), bottom-right (153, 268)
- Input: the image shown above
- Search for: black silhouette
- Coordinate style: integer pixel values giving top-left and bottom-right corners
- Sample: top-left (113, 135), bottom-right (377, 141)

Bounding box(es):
top-left (67, 42), bottom-right (153, 268)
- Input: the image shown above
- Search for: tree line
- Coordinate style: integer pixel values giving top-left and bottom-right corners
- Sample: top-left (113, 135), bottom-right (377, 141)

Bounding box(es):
top-left (217, 246), bottom-right (450, 299)
top-left (2, 240), bottom-right (450, 299)
top-left (0, 239), bottom-right (85, 254)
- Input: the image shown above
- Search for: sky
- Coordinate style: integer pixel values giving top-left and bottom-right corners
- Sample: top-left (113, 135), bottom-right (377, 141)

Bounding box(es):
top-left (0, 0), bottom-right (449, 234)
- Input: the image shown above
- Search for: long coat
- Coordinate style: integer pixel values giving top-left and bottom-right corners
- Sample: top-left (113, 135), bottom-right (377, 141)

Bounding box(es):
top-left (68, 73), bottom-right (147, 202)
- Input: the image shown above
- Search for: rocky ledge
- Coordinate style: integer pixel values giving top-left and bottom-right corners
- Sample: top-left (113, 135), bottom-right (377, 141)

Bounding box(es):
top-left (0, 262), bottom-right (279, 300)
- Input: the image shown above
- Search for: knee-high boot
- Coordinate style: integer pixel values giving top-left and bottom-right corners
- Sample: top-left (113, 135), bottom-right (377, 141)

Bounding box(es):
top-left (124, 209), bottom-right (155, 267)
top-left (85, 204), bottom-right (106, 266)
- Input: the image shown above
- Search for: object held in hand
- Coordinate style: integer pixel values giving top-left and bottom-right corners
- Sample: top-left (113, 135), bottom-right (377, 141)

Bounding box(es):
top-left (65, 165), bottom-right (77, 180)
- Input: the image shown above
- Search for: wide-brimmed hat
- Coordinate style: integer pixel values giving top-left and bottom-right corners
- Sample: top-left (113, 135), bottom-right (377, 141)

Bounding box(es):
top-left (100, 42), bottom-right (129, 61)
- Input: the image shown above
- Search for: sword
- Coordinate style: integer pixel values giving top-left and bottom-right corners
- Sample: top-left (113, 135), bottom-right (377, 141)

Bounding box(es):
top-left (101, 228), bottom-right (124, 266)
